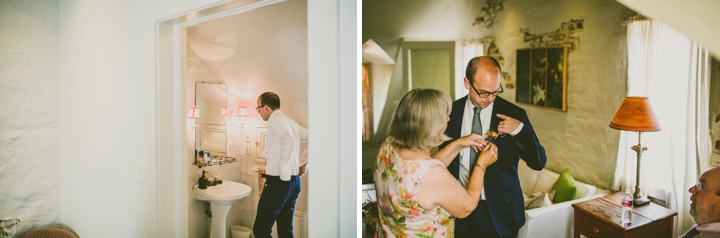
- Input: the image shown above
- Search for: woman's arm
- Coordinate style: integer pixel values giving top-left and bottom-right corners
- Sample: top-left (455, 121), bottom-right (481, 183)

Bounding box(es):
top-left (419, 143), bottom-right (497, 218)
top-left (431, 133), bottom-right (487, 167)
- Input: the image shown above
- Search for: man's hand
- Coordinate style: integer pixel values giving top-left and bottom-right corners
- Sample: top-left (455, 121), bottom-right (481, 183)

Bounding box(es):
top-left (496, 114), bottom-right (521, 134)
top-left (299, 164), bottom-right (307, 177)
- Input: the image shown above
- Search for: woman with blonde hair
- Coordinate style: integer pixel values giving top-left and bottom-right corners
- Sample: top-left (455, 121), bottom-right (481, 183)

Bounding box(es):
top-left (374, 88), bottom-right (498, 237)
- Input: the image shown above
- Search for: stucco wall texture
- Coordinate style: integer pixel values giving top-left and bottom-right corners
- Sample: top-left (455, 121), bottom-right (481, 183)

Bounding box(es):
top-left (0, 0), bottom-right (62, 235)
top-left (483, 0), bottom-right (635, 190)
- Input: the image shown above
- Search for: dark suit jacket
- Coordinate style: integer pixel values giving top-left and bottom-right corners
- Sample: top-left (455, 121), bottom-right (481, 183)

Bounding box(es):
top-left (440, 95), bottom-right (546, 237)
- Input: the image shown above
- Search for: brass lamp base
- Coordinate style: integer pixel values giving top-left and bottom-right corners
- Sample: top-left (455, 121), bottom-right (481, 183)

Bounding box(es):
top-left (630, 132), bottom-right (651, 207)
top-left (633, 194), bottom-right (650, 207)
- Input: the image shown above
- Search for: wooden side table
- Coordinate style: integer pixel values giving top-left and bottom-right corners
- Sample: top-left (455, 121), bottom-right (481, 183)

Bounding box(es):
top-left (572, 192), bottom-right (677, 238)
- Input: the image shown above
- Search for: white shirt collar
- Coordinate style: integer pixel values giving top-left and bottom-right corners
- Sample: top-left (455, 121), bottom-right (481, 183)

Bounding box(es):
top-left (697, 222), bottom-right (720, 234)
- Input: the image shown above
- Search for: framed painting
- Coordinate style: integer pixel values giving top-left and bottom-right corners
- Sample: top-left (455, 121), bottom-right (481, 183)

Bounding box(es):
top-left (516, 46), bottom-right (568, 111)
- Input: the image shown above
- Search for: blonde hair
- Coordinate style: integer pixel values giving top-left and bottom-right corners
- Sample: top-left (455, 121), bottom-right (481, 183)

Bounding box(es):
top-left (387, 88), bottom-right (452, 150)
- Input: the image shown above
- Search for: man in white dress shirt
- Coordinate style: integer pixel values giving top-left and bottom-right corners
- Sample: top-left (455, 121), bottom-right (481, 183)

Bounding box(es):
top-left (253, 92), bottom-right (308, 238)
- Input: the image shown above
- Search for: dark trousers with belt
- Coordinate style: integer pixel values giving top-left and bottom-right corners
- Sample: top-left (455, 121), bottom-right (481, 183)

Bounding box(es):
top-left (253, 175), bottom-right (301, 238)
top-left (456, 200), bottom-right (519, 238)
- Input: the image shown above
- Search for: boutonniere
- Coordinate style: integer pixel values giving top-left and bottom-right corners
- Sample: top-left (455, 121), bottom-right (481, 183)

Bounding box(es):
top-left (484, 129), bottom-right (507, 143)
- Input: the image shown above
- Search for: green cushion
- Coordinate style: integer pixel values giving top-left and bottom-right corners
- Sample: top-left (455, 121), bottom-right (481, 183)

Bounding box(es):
top-left (550, 168), bottom-right (579, 203)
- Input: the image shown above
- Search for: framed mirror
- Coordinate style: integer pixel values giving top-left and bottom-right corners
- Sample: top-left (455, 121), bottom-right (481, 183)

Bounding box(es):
top-left (195, 83), bottom-right (227, 157)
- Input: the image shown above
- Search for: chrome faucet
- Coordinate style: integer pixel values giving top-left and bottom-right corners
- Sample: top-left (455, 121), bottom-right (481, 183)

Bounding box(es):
top-left (204, 172), bottom-right (223, 186)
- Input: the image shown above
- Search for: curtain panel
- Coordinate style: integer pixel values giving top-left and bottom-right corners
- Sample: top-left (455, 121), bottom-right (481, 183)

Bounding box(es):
top-left (613, 19), bottom-right (710, 237)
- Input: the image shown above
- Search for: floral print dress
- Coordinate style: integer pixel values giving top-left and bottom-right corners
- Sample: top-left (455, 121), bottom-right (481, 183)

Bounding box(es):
top-left (374, 138), bottom-right (455, 238)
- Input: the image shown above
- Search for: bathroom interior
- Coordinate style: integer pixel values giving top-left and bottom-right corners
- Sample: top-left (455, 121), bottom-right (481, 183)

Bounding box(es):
top-left (185, 0), bottom-right (309, 237)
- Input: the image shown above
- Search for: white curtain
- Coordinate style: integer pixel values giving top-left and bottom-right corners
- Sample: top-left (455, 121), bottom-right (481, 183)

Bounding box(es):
top-left (612, 20), bottom-right (711, 237)
top-left (459, 39), bottom-right (484, 99)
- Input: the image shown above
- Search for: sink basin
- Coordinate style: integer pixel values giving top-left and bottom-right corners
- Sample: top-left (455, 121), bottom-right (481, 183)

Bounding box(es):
top-left (194, 180), bottom-right (252, 205)
top-left (194, 180), bottom-right (252, 238)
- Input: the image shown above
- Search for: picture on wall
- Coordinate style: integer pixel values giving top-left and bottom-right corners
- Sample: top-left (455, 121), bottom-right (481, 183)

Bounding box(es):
top-left (516, 46), bottom-right (568, 111)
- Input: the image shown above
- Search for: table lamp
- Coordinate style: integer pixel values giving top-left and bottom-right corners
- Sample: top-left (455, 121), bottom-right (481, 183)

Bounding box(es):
top-left (609, 96), bottom-right (661, 206)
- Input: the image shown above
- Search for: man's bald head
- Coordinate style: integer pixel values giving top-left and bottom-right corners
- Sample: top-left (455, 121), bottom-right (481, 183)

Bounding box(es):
top-left (465, 56), bottom-right (501, 84)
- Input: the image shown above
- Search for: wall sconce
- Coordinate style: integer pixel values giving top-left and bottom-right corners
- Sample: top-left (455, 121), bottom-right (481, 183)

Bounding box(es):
top-left (188, 106), bottom-right (200, 130)
top-left (230, 106), bottom-right (249, 129)
top-left (236, 107), bottom-right (248, 129)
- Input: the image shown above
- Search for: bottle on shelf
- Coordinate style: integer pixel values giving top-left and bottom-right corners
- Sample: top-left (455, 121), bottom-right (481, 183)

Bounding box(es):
top-left (621, 188), bottom-right (633, 224)
top-left (197, 150), bottom-right (204, 168)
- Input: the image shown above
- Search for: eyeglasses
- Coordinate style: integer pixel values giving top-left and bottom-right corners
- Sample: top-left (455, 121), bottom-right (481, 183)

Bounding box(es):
top-left (469, 81), bottom-right (503, 98)
top-left (255, 105), bottom-right (265, 112)
top-left (695, 181), bottom-right (720, 196)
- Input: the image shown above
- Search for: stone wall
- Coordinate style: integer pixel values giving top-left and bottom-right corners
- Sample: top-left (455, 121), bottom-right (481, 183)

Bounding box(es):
top-left (482, 0), bottom-right (635, 189)
top-left (0, 0), bottom-right (61, 235)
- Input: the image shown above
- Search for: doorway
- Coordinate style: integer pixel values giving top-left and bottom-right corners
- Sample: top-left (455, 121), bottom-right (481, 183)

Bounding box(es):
top-left (154, 0), bottom-right (355, 237)
top-left (402, 41), bottom-right (456, 98)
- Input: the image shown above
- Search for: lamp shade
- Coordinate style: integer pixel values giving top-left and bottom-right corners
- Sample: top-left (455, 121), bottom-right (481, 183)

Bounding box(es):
top-left (609, 96), bottom-right (661, 132)
top-left (237, 107), bottom-right (248, 117)
top-left (188, 106), bottom-right (200, 119)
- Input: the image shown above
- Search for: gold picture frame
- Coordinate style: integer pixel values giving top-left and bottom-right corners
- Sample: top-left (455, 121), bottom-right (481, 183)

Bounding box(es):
top-left (516, 46), bottom-right (568, 111)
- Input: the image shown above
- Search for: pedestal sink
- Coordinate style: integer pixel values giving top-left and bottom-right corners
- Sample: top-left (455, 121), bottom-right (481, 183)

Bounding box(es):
top-left (194, 180), bottom-right (252, 238)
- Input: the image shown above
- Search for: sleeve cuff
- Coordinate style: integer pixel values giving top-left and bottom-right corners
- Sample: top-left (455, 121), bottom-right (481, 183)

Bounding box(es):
top-left (509, 122), bottom-right (524, 136)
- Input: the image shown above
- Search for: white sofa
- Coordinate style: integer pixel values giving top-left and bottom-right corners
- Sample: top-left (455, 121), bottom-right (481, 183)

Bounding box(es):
top-left (516, 162), bottom-right (605, 238)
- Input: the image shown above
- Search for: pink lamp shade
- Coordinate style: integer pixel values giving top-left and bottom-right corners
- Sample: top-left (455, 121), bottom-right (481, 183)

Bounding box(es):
top-left (609, 96), bottom-right (661, 132)
top-left (188, 106), bottom-right (200, 119)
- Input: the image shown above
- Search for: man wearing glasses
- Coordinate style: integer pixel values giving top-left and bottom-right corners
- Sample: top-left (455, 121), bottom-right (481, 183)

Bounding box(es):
top-left (681, 166), bottom-right (720, 237)
top-left (439, 56), bottom-right (547, 238)
top-left (253, 92), bottom-right (308, 238)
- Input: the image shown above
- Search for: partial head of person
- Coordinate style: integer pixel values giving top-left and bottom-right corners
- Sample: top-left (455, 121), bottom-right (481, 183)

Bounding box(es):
top-left (464, 56), bottom-right (504, 109)
top-left (689, 166), bottom-right (720, 225)
top-left (256, 92), bottom-right (280, 121)
top-left (387, 88), bottom-right (452, 151)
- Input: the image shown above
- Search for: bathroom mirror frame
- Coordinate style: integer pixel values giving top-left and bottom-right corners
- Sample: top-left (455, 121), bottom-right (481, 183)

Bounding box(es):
top-left (195, 82), bottom-right (228, 157)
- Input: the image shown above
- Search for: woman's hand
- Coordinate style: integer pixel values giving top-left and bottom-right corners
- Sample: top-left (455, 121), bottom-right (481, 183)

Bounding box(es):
top-left (458, 133), bottom-right (489, 153)
top-left (476, 142), bottom-right (498, 169)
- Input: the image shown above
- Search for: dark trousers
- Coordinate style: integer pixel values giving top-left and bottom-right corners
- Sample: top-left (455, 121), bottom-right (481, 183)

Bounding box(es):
top-left (253, 175), bottom-right (301, 238)
top-left (456, 200), bottom-right (518, 238)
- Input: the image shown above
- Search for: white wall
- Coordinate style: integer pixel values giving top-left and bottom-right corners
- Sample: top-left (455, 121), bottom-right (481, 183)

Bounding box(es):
top-left (0, 0), bottom-right (61, 235)
top-left (485, 0), bottom-right (633, 189)
top-left (57, 0), bottom-right (223, 237)
top-left (711, 58), bottom-right (720, 165)
top-left (186, 47), bottom-right (215, 238)
top-left (616, 0), bottom-right (720, 58)
top-left (363, 0), bottom-right (636, 189)
top-left (370, 64), bottom-right (393, 133)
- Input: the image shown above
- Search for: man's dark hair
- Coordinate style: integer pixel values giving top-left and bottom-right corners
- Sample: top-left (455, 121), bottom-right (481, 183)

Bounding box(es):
top-left (465, 56), bottom-right (501, 84)
top-left (259, 92), bottom-right (281, 110)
